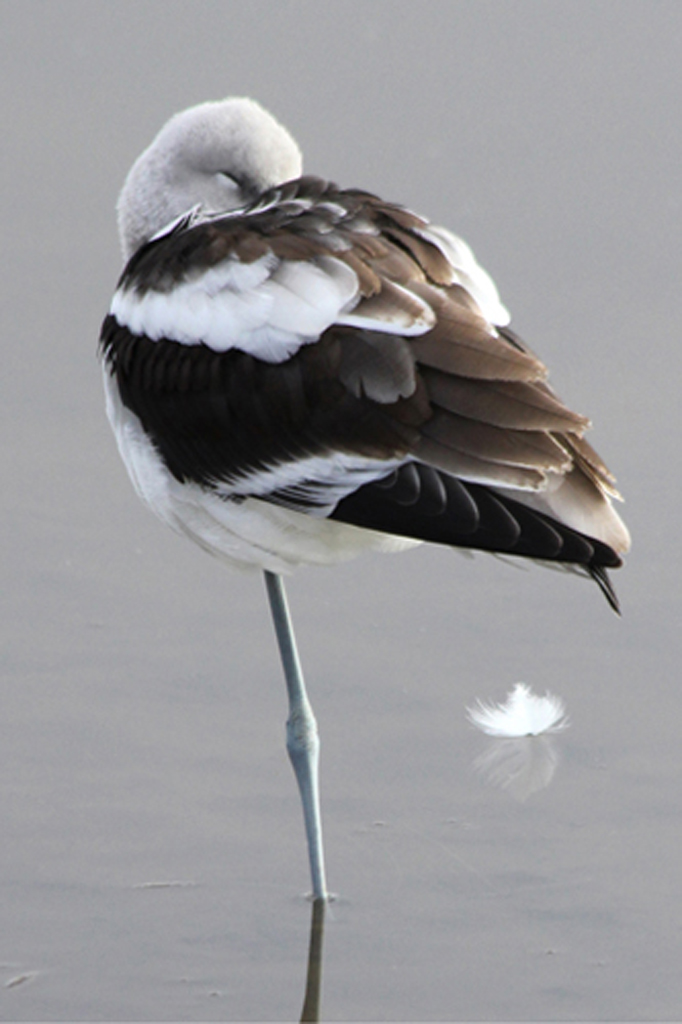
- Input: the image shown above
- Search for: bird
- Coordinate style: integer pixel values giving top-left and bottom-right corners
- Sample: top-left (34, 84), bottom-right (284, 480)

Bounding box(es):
top-left (100, 97), bottom-right (630, 902)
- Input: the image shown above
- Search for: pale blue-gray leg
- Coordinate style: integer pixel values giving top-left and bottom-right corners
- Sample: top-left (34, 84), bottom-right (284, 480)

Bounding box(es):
top-left (264, 571), bottom-right (328, 901)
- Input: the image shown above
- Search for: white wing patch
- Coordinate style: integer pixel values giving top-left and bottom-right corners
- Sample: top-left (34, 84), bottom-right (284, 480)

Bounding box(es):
top-left (215, 451), bottom-right (404, 514)
top-left (110, 251), bottom-right (379, 362)
top-left (258, 256), bottom-right (358, 339)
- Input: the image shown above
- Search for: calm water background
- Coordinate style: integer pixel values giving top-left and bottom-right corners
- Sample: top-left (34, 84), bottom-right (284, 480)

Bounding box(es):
top-left (2, 2), bottom-right (680, 1019)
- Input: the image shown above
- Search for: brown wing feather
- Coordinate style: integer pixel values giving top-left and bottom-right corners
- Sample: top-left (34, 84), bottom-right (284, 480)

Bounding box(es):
top-left (118, 177), bottom-right (628, 556)
top-left (420, 369), bottom-right (590, 433)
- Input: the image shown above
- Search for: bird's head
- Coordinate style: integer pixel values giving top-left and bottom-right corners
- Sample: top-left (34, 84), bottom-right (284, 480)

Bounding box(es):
top-left (116, 97), bottom-right (303, 260)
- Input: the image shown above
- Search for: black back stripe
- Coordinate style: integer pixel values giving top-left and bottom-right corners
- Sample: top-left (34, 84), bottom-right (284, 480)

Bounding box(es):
top-left (100, 317), bottom-right (414, 489)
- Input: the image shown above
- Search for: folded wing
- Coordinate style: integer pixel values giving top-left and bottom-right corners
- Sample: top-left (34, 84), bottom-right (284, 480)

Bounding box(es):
top-left (101, 176), bottom-right (629, 606)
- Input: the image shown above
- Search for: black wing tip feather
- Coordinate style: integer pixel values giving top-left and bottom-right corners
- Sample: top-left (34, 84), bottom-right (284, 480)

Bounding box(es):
top-left (331, 462), bottom-right (622, 612)
top-left (587, 564), bottom-right (621, 615)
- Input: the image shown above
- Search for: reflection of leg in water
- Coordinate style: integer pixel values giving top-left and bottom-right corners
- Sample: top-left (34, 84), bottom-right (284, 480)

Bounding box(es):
top-left (300, 897), bottom-right (326, 1023)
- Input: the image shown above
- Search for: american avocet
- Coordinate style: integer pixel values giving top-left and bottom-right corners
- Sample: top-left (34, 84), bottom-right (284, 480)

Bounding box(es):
top-left (100, 97), bottom-right (630, 901)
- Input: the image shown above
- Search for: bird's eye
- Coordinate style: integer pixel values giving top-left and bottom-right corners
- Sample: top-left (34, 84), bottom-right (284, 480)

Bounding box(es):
top-left (218, 170), bottom-right (257, 201)
top-left (217, 170), bottom-right (241, 188)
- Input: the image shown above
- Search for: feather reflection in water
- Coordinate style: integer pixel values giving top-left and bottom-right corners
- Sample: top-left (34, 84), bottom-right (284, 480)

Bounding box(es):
top-left (472, 734), bottom-right (562, 801)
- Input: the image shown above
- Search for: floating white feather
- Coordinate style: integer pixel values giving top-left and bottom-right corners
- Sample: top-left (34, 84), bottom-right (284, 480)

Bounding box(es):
top-left (466, 682), bottom-right (568, 737)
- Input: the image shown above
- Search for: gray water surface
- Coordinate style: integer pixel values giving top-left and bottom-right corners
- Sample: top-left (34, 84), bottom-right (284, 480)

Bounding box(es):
top-left (1, 2), bottom-right (680, 1019)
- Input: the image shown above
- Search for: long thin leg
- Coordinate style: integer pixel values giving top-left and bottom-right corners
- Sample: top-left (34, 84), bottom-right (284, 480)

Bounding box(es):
top-left (264, 570), bottom-right (328, 901)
